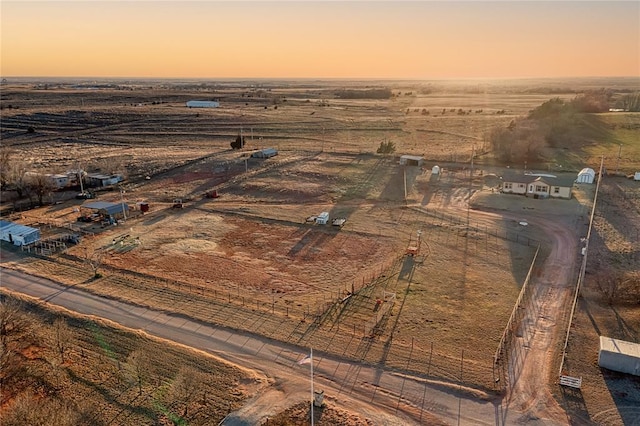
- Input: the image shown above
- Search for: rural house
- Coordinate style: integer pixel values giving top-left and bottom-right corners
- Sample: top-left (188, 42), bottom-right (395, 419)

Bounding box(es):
top-left (501, 173), bottom-right (573, 199)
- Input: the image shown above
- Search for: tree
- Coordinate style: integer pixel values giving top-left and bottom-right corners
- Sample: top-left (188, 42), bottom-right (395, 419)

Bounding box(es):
top-left (25, 173), bottom-right (56, 206)
top-left (167, 366), bottom-right (204, 419)
top-left (125, 348), bottom-right (152, 396)
top-left (5, 159), bottom-right (31, 200)
top-left (0, 147), bottom-right (14, 189)
top-left (230, 134), bottom-right (245, 150)
top-left (83, 247), bottom-right (105, 278)
top-left (488, 118), bottom-right (547, 164)
top-left (53, 317), bottom-right (72, 364)
top-left (376, 140), bottom-right (396, 155)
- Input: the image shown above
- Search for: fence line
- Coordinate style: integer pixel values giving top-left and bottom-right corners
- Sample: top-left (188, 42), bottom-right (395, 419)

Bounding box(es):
top-left (493, 245), bottom-right (540, 390)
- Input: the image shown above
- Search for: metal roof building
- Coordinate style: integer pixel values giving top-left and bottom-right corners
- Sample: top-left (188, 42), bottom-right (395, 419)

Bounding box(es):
top-left (82, 201), bottom-right (130, 218)
top-left (0, 220), bottom-right (41, 246)
top-left (186, 100), bottom-right (220, 108)
top-left (599, 336), bottom-right (640, 377)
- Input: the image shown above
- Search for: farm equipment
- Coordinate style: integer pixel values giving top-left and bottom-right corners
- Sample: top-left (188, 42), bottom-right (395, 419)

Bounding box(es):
top-left (405, 231), bottom-right (422, 256)
top-left (332, 218), bottom-right (346, 227)
top-left (172, 199), bottom-right (183, 209)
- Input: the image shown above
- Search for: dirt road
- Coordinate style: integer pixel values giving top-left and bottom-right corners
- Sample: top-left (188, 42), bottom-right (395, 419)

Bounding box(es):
top-left (435, 201), bottom-right (579, 425)
top-left (2, 266), bottom-right (568, 425)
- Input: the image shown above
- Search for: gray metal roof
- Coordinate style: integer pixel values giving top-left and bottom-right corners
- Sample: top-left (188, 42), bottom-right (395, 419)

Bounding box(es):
top-left (82, 201), bottom-right (130, 215)
top-left (502, 173), bottom-right (574, 188)
top-left (0, 220), bottom-right (39, 237)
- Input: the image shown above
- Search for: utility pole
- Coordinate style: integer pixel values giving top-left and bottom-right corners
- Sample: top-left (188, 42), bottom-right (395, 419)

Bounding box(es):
top-left (120, 187), bottom-right (127, 221)
top-left (615, 144), bottom-right (622, 175)
top-left (403, 166), bottom-right (407, 201)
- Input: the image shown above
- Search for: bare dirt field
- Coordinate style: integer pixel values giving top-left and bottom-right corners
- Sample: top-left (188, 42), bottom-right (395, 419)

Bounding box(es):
top-left (2, 79), bottom-right (639, 424)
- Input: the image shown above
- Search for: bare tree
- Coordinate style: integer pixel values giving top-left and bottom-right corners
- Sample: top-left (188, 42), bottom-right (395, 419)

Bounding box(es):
top-left (25, 173), bottom-right (57, 206)
top-left (53, 317), bottom-right (73, 364)
top-left (168, 366), bottom-right (204, 419)
top-left (83, 247), bottom-right (106, 278)
top-left (125, 348), bottom-right (152, 395)
top-left (5, 160), bottom-right (31, 201)
top-left (0, 147), bottom-right (14, 189)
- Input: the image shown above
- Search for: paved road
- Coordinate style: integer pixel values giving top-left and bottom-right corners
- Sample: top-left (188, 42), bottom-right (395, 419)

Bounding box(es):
top-left (0, 266), bottom-right (547, 426)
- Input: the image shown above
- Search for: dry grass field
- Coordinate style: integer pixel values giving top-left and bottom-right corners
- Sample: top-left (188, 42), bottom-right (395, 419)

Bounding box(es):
top-left (0, 293), bottom-right (261, 426)
top-left (1, 78), bottom-right (639, 424)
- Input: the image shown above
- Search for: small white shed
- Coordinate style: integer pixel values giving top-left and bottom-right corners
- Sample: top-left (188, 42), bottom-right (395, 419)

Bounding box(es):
top-left (315, 212), bottom-right (330, 225)
top-left (576, 168), bottom-right (596, 184)
top-left (431, 165), bottom-right (441, 175)
top-left (599, 336), bottom-right (640, 377)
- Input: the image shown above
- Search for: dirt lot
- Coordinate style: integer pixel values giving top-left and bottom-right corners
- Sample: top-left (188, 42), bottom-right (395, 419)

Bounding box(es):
top-left (2, 81), bottom-right (639, 424)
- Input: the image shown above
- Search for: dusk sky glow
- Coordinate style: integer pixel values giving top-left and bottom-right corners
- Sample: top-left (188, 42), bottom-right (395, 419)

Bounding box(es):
top-left (1, 1), bottom-right (638, 79)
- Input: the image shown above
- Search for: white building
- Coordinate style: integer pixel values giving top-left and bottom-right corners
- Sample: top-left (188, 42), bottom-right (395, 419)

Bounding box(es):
top-left (186, 100), bottom-right (220, 108)
top-left (599, 336), bottom-right (640, 377)
top-left (315, 212), bottom-right (330, 225)
top-left (576, 168), bottom-right (596, 184)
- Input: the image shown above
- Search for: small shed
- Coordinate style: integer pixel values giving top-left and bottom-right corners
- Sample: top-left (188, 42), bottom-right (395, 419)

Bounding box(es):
top-left (576, 168), bottom-right (596, 184)
top-left (599, 336), bottom-right (640, 377)
top-left (186, 100), bottom-right (220, 108)
top-left (315, 212), bottom-right (330, 225)
top-left (251, 148), bottom-right (278, 159)
top-left (431, 165), bottom-right (441, 175)
top-left (86, 173), bottom-right (124, 188)
top-left (399, 155), bottom-right (424, 167)
top-left (0, 220), bottom-right (41, 246)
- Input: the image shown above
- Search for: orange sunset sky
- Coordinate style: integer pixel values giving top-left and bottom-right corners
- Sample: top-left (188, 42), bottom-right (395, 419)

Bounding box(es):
top-left (1, 1), bottom-right (638, 80)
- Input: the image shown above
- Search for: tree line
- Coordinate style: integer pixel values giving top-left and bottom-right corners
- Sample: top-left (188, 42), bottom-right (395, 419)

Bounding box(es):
top-left (487, 91), bottom-right (624, 164)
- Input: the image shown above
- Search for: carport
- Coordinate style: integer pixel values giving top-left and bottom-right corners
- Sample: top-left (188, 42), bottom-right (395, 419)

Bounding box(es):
top-left (81, 201), bottom-right (130, 224)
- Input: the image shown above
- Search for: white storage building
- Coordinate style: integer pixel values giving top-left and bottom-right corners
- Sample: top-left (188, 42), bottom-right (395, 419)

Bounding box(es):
top-left (576, 168), bottom-right (596, 184)
top-left (186, 100), bottom-right (220, 108)
top-left (0, 220), bottom-right (41, 246)
top-left (599, 336), bottom-right (640, 377)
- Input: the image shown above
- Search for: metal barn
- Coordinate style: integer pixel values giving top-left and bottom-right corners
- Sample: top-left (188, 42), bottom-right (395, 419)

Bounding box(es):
top-left (0, 220), bottom-right (41, 246)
